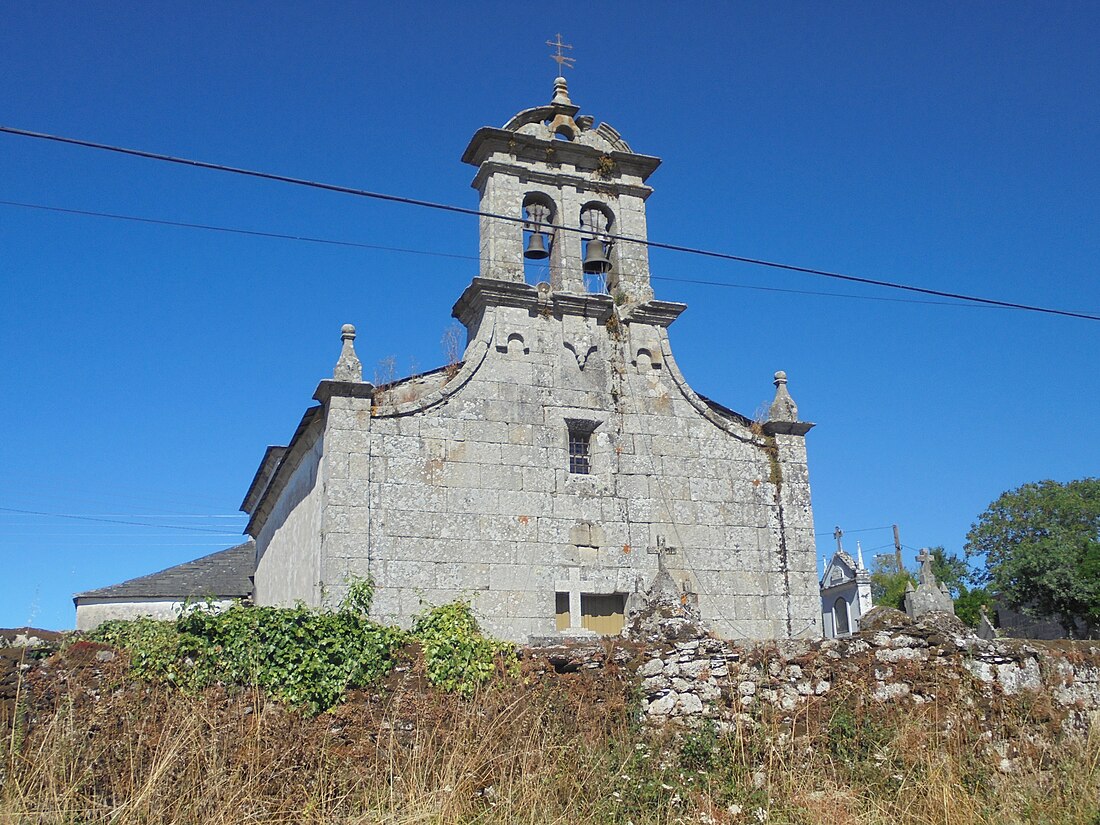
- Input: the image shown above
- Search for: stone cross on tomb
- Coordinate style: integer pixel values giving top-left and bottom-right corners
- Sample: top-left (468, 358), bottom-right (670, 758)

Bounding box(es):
top-left (833, 526), bottom-right (844, 553)
top-left (547, 33), bottom-right (575, 72)
top-left (917, 547), bottom-right (935, 586)
top-left (555, 566), bottom-right (589, 631)
top-left (648, 535), bottom-right (678, 571)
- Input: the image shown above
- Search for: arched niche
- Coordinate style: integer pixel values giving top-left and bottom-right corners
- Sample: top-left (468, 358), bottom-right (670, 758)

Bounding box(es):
top-left (634, 347), bottom-right (662, 374)
top-left (833, 597), bottom-right (851, 635)
top-left (495, 331), bottom-right (529, 357)
top-left (580, 201), bottom-right (616, 294)
top-left (522, 192), bottom-right (557, 285)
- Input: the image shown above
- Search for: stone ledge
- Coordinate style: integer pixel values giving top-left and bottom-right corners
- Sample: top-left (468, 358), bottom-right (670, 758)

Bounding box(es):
top-left (762, 420), bottom-right (815, 437)
top-left (452, 277), bottom-right (540, 327)
top-left (551, 291), bottom-right (615, 322)
top-left (622, 300), bottom-right (686, 328)
top-left (462, 127), bottom-right (662, 182)
top-left (313, 379), bottom-right (375, 404)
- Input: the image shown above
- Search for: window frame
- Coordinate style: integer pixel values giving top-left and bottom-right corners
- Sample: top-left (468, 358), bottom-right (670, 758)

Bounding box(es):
top-left (568, 429), bottom-right (591, 474)
top-left (564, 418), bottom-right (600, 476)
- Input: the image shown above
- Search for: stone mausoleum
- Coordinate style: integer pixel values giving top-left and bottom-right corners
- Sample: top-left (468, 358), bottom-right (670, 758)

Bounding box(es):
top-left (76, 78), bottom-right (821, 642)
top-left (819, 535), bottom-right (874, 638)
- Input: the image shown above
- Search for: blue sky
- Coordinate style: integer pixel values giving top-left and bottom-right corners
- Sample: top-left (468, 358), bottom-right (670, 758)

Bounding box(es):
top-left (1, 2), bottom-right (1097, 630)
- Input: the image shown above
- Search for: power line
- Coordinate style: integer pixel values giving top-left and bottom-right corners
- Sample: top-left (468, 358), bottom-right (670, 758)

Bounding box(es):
top-left (0, 506), bottom-right (239, 534)
top-left (862, 543), bottom-right (897, 553)
top-left (0, 536), bottom-right (243, 543)
top-left (0, 511), bottom-right (242, 519)
top-left (2, 125), bottom-right (1097, 322)
top-left (0, 199), bottom-right (474, 262)
top-left (0, 198), bottom-right (1058, 312)
top-left (649, 275), bottom-right (995, 308)
top-left (813, 525), bottom-right (894, 537)
top-left (0, 542), bottom-right (244, 548)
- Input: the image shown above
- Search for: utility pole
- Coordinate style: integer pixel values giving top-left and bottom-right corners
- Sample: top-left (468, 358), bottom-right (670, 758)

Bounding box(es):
top-left (892, 524), bottom-right (904, 574)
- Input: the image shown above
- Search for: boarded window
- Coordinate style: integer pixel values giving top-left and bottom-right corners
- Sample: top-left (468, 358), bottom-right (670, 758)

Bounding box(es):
top-left (555, 592), bottom-right (570, 631)
top-left (581, 593), bottom-right (626, 635)
top-left (834, 597), bottom-right (850, 635)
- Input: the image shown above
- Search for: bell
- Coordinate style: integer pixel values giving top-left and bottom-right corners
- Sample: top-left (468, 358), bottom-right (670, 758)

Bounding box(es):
top-left (524, 232), bottom-right (550, 260)
top-left (582, 239), bottom-right (611, 274)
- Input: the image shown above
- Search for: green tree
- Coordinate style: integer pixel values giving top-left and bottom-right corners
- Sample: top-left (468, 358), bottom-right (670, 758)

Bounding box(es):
top-left (965, 478), bottom-right (1100, 638)
top-left (927, 546), bottom-right (994, 628)
top-left (953, 586), bottom-right (995, 628)
top-left (869, 556), bottom-right (914, 611)
top-left (928, 546), bottom-right (969, 598)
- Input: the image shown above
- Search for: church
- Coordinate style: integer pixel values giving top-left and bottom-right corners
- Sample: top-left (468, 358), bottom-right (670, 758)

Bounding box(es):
top-left (76, 76), bottom-right (821, 643)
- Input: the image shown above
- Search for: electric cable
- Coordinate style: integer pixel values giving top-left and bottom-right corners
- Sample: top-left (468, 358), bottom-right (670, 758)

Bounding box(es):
top-left (0, 199), bottom-right (1064, 312)
top-left (2, 126), bottom-right (1097, 321)
top-left (813, 525), bottom-right (893, 537)
top-left (0, 506), bottom-right (240, 534)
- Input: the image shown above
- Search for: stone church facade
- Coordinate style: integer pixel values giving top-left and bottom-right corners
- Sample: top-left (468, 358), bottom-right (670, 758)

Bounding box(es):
top-left (78, 78), bottom-right (821, 642)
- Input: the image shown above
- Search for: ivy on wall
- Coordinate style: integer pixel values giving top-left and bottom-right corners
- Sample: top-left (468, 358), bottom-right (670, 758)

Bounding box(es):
top-left (91, 580), bottom-right (517, 714)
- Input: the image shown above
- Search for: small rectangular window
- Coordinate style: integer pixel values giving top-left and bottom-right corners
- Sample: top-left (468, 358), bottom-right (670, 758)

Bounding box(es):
top-left (555, 592), bottom-right (570, 631)
top-left (568, 429), bottom-right (591, 474)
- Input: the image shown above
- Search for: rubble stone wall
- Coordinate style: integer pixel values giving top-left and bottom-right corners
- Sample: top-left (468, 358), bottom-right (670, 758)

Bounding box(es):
top-left (527, 607), bottom-right (1100, 747)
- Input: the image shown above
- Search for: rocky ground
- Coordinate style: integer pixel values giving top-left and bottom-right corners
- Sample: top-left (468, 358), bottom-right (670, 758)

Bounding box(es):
top-left (0, 627), bottom-right (66, 730)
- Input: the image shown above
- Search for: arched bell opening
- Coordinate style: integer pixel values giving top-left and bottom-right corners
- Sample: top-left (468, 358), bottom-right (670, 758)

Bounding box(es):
top-left (580, 202), bottom-right (615, 294)
top-left (522, 192), bottom-right (557, 286)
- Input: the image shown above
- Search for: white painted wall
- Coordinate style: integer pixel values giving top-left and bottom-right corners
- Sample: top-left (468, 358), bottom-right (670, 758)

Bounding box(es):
top-left (252, 431), bottom-right (325, 607)
top-left (75, 598), bottom-right (237, 631)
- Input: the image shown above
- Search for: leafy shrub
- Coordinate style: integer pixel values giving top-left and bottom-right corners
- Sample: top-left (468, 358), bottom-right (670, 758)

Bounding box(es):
top-left (411, 601), bottom-right (518, 696)
top-left (826, 702), bottom-right (893, 769)
top-left (91, 617), bottom-right (199, 687)
top-left (679, 719), bottom-right (719, 772)
top-left (176, 601), bottom-right (405, 713)
top-left (91, 581), bottom-right (405, 715)
top-left (90, 589), bottom-right (521, 712)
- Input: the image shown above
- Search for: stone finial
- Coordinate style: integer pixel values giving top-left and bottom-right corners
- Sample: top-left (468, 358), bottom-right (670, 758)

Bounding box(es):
top-left (767, 371), bottom-right (799, 423)
top-left (856, 541), bottom-right (866, 570)
top-left (333, 323), bottom-right (363, 382)
top-left (551, 75), bottom-right (572, 106)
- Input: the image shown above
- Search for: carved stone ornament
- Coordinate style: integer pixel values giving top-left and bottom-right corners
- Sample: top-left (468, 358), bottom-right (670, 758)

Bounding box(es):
top-left (333, 324), bottom-right (363, 383)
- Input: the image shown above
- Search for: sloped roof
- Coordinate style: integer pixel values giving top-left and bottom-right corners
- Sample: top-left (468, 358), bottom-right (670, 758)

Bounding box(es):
top-left (74, 541), bottom-right (255, 602)
top-left (820, 551), bottom-right (852, 587)
top-left (697, 393), bottom-right (753, 427)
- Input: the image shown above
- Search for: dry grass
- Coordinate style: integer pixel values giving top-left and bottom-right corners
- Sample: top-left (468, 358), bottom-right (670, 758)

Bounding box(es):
top-left (2, 649), bottom-right (1099, 825)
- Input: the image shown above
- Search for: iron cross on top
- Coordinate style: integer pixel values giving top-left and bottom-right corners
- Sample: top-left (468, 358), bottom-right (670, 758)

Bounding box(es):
top-left (547, 33), bottom-right (575, 72)
top-left (648, 536), bottom-right (678, 555)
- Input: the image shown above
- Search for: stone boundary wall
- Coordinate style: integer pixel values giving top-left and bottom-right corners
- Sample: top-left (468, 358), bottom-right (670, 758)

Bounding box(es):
top-left (526, 607), bottom-right (1100, 739)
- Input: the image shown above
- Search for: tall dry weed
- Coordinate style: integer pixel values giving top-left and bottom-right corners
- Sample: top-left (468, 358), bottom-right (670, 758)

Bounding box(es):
top-left (2, 656), bottom-right (1099, 824)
